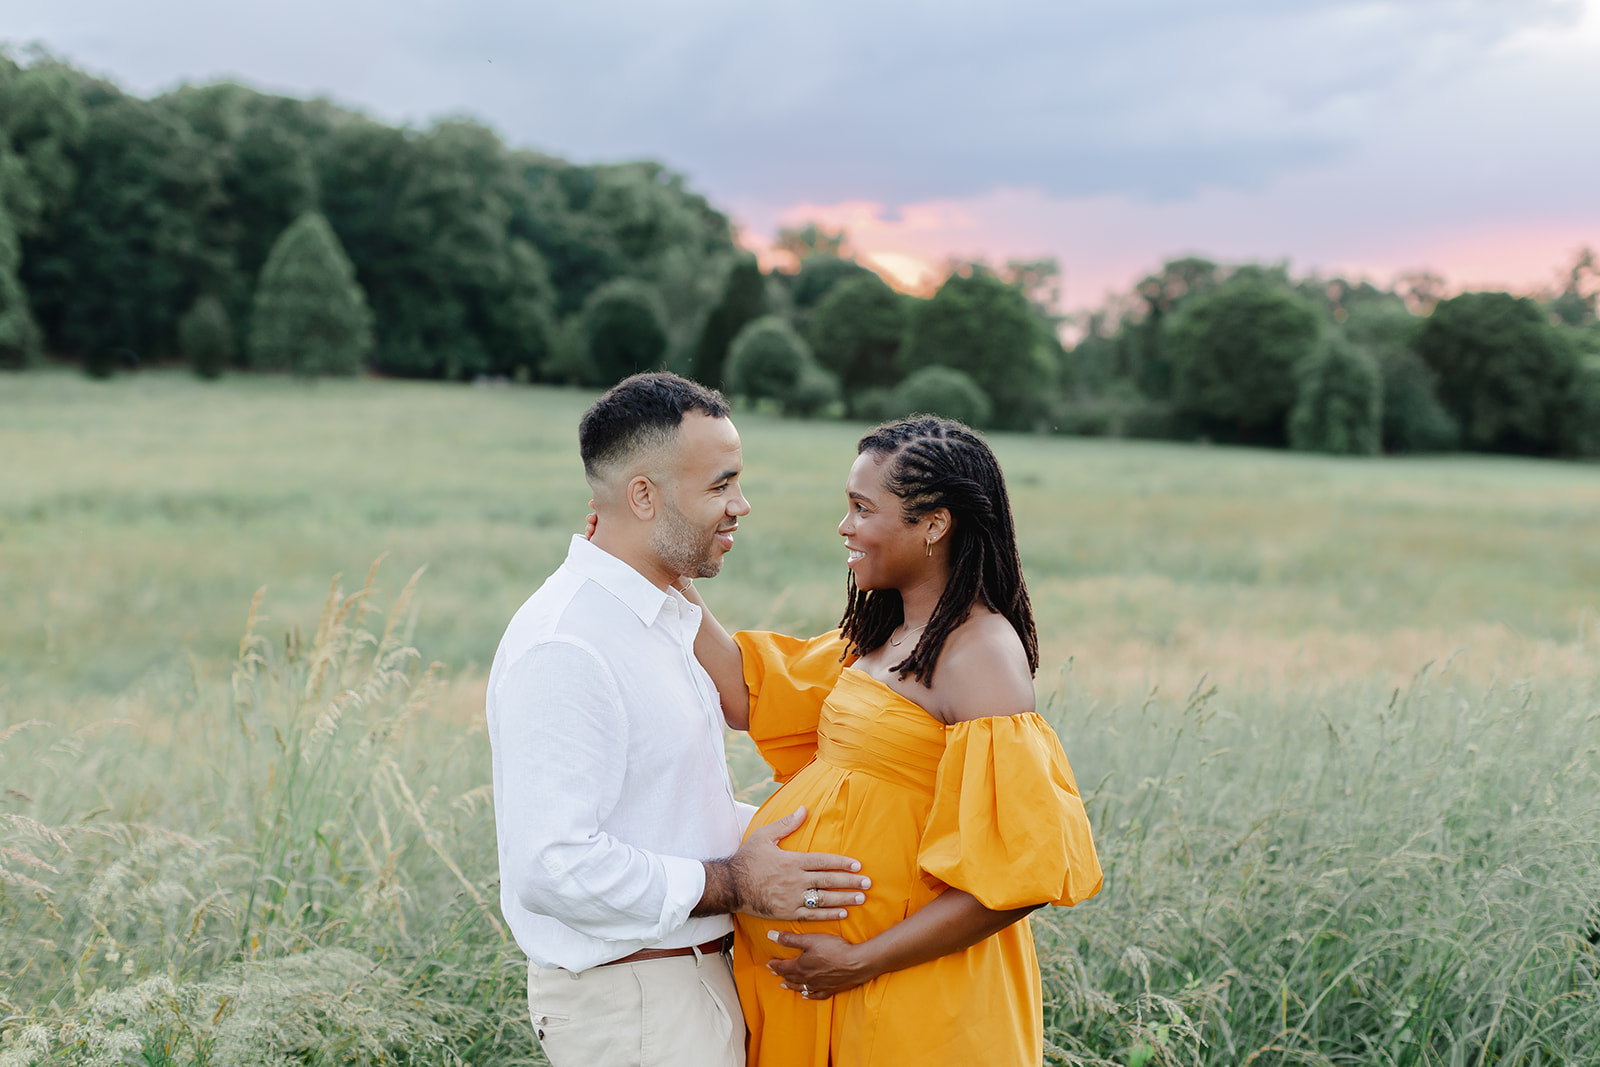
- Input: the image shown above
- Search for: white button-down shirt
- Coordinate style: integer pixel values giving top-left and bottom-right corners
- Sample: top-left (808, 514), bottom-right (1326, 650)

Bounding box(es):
top-left (487, 535), bottom-right (751, 972)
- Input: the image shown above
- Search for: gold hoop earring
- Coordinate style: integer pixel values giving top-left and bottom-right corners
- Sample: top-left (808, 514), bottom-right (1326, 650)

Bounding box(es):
top-left (925, 539), bottom-right (934, 557)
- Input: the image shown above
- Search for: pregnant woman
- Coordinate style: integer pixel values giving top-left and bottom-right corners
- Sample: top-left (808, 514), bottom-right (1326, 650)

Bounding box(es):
top-left (685, 416), bottom-right (1103, 1066)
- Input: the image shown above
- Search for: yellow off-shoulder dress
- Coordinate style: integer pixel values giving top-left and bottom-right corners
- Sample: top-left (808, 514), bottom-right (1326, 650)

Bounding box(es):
top-left (731, 630), bottom-right (1103, 1067)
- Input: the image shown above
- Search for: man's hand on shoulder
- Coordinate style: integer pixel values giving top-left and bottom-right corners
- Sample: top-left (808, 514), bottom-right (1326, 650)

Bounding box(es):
top-left (694, 806), bottom-right (871, 921)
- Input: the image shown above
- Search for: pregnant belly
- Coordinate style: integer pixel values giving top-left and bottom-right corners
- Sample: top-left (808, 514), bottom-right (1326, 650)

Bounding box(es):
top-left (740, 761), bottom-right (939, 963)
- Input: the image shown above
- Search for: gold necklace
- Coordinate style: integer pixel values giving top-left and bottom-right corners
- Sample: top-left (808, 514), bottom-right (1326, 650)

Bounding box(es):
top-left (888, 621), bottom-right (927, 647)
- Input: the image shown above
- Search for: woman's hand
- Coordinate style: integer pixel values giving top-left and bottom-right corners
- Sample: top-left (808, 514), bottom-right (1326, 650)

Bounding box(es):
top-left (768, 890), bottom-right (1041, 1001)
top-left (765, 931), bottom-right (879, 1000)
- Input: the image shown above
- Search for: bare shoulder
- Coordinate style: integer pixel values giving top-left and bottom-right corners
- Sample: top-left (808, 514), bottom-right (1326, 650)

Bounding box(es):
top-left (926, 611), bottom-right (1035, 724)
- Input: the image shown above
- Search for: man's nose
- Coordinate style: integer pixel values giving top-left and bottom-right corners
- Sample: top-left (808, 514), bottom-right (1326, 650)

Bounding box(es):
top-left (729, 487), bottom-right (751, 516)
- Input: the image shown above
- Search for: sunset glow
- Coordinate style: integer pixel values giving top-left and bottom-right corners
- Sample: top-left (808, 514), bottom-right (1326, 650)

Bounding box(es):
top-left (738, 190), bottom-right (1600, 313)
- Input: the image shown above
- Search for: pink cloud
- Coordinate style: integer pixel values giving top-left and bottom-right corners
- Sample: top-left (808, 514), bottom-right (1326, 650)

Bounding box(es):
top-left (736, 186), bottom-right (1599, 313)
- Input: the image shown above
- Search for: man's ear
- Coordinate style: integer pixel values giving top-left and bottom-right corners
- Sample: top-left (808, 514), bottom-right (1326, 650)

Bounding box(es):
top-left (626, 474), bottom-right (658, 521)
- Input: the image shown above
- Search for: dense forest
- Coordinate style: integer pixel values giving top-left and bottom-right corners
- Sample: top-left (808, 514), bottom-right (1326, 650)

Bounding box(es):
top-left (1, 49), bottom-right (1596, 456)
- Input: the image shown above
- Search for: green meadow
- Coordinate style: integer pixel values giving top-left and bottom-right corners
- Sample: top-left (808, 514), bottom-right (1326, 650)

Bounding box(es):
top-left (2, 372), bottom-right (1598, 1065)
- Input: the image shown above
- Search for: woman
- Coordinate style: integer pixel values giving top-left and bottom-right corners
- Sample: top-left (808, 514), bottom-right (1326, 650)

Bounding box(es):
top-left (686, 416), bottom-right (1103, 1067)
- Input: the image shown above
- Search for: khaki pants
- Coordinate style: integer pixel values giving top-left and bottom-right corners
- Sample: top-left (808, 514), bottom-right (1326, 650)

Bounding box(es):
top-left (528, 948), bottom-right (746, 1067)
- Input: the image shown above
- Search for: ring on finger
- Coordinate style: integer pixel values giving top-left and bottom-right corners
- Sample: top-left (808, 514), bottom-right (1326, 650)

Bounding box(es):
top-left (803, 887), bottom-right (820, 909)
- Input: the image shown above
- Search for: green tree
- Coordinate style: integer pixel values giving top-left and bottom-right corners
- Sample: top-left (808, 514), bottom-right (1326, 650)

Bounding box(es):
top-left (1558, 355), bottom-right (1600, 458)
top-left (774, 222), bottom-right (849, 265)
top-left (480, 238), bottom-right (557, 381)
top-left (901, 269), bottom-right (1052, 431)
top-left (891, 366), bottom-right (993, 428)
top-left (1548, 248), bottom-right (1597, 328)
top-left (227, 118), bottom-right (318, 282)
top-left (1063, 310), bottom-right (1127, 397)
top-left (791, 255), bottom-right (873, 312)
top-left (317, 119), bottom-right (514, 378)
top-left (1415, 292), bottom-right (1578, 454)
top-left (178, 294), bottom-right (235, 379)
top-left (1120, 256), bottom-right (1223, 398)
top-left (367, 121), bottom-right (518, 379)
top-left (0, 75), bottom-right (50, 370)
top-left (0, 198), bottom-right (41, 369)
top-left (1288, 333), bottom-right (1382, 455)
top-left (1377, 348), bottom-right (1460, 453)
top-left (0, 58), bottom-right (88, 239)
top-left (808, 272), bottom-right (907, 392)
top-left (725, 316), bottom-right (821, 411)
top-left (521, 156), bottom-right (626, 316)
top-left (1340, 297), bottom-right (1456, 452)
top-left (523, 157), bottom-right (734, 332)
top-left (249, 212), bottom-right (373, 376)
top-left (1166, 278), bottom-right (1321, 443)
top-left (22, 90), bottom-right (231, 367)
top-left (582, 278), bottom-right (668, 386)
top-left (158, 83), bottom-right (320, 290)
top-left (788, 360), bottom-right (844, 418)
top-left (540, 313), bottom-right (591, 386)
top-left (584, 162), bottom-right (733, 269)
top-left (692, 254), bottom-right (766, 387)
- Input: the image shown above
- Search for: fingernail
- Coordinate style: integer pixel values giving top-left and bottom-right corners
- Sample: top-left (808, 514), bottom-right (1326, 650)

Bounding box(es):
top-left (854, 894), bottom-right (865, 904)
top-left (837, 910), bottom-right (848, 919)
top-left (767, 930), bottom-right (779, 942)
top-left (849, 861), bottom-right (861, 872)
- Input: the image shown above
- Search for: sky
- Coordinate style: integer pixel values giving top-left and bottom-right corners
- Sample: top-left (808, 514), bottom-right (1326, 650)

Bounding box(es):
top-left (5, 0), bottom-right (1599, 311)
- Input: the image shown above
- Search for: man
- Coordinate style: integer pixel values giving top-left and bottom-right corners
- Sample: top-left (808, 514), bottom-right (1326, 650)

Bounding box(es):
top-left (487, 372), bottom-right (870, 1067)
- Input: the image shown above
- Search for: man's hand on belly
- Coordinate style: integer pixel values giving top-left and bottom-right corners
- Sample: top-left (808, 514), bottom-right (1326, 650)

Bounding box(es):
top-left (693, 806), bottom-right (872, 921)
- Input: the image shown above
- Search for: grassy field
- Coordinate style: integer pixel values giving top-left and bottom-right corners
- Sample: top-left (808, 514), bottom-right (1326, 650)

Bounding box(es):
top-left (2, 371), bottom-right (1598, 1065)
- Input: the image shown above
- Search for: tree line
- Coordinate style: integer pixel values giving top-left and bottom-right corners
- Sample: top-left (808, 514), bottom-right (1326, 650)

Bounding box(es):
top-left (1063, 254), bottom-right (1600, 457)
top-left (0, 49), bottom-right (739, 383)
top-left (2, 49), bottom-right (1596, 458)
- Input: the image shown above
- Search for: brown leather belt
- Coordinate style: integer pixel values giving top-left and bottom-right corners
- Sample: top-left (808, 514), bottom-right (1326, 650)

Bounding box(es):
top-left (599, 933), bottom-right (734, 967)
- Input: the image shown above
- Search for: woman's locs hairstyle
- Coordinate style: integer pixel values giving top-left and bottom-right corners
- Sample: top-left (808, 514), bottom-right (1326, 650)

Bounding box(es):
top-left (838, 416), bottom-right (1039, 685)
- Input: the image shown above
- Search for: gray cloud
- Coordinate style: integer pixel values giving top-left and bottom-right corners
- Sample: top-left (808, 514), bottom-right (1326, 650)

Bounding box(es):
top-left (3, 0), bottom-right (1590, 209)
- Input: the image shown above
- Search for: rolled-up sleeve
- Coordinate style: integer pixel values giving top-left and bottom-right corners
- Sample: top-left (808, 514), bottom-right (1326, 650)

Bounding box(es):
top-left (490, 639), bottom-right (706, 942)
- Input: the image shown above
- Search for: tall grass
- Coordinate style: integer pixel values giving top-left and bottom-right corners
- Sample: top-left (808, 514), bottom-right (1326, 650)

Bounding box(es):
top-left (3, 375), bottom-right (1598, 1063)
top-left (4, 572), bottom-right (1596, 1064)
top-left (1, 565), bottom-right (538, 1066)
top-left (1036, 664), bottom-right (1600, 1065)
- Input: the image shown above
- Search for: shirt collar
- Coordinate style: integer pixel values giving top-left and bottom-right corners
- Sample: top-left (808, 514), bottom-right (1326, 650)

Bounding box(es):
top-left (563, 534), bottom-right (684, 628)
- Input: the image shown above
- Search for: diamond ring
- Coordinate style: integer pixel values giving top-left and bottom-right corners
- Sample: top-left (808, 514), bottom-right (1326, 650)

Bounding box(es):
top-left (803, 887), bottom-right (820, 909)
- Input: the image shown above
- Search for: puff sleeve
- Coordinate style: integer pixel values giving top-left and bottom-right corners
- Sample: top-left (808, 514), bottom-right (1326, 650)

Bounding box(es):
top-left (917, 712), bottom-right (1103, 910)
top-left (732, 629), bottom-right (852, 784)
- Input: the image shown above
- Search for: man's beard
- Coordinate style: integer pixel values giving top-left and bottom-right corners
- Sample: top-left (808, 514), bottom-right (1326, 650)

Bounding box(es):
top-left (651, 498), bottom-right (724, 579)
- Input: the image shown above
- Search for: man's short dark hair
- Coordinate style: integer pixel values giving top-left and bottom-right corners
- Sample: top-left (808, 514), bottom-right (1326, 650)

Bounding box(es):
top-left (579, 372), bottom-right (730, 479)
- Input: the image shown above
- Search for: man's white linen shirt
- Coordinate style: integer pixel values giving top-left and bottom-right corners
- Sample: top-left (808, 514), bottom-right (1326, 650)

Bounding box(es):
top-left (487, 535), bottom-right (753, 972)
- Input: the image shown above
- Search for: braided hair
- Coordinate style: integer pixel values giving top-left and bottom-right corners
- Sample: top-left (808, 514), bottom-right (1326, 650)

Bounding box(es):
top-left (838, 416), bottom-right (1039, 685)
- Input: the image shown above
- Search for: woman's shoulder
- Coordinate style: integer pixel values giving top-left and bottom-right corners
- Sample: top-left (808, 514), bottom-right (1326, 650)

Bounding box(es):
top-left (927, 610), bottom-right (1035, 724)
